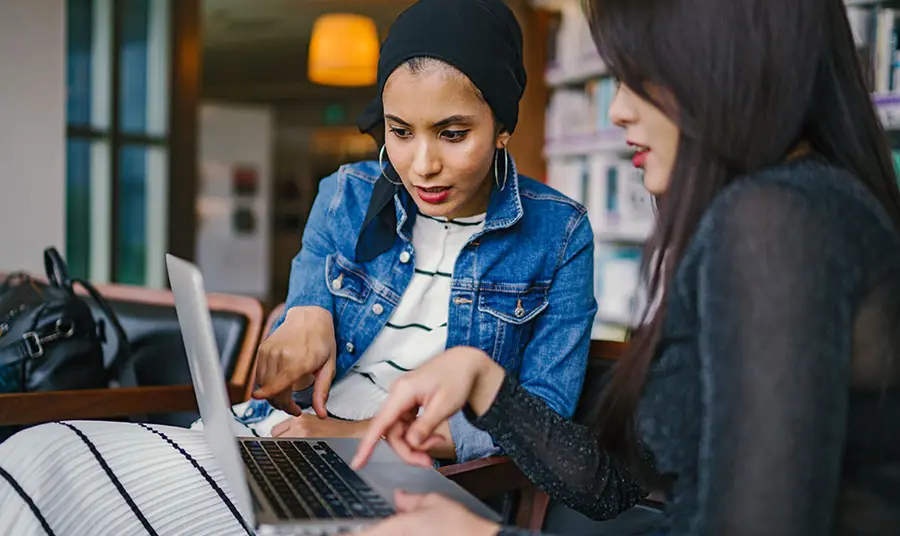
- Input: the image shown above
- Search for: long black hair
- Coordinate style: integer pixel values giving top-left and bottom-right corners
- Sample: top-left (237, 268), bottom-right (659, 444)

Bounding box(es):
top-left (584, 0), bottom-right (900, 462)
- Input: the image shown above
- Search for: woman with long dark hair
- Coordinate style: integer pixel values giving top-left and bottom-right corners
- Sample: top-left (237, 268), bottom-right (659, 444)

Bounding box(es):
top-left (351, 0), bottom-right (900, 534)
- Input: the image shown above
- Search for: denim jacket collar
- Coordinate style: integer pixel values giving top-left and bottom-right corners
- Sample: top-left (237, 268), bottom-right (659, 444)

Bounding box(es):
top-left (483, 152), bottom-right (524, 232)
top-left (354, 153), bottom-right (522, 262)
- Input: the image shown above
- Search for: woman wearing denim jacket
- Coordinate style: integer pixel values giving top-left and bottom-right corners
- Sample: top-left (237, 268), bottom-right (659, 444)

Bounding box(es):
top-left (0, 1), bottom-right (595, 534)
top-left (219, 0), bottom-right (595, 465)
top-left (229, 148), bottom-right (595, 463)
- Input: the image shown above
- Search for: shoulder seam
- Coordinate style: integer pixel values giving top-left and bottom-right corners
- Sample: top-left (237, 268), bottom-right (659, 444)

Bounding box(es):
top-left (556, 209), bottom-right (590, 270)
top-left (329, 164), bottom-right (381, 215)
top-left (343, 165), bottom-right (379, 185)
top-left (328, 172), bottom-right (344, 215)
top-left (520, 189), bottom-right (587, 213)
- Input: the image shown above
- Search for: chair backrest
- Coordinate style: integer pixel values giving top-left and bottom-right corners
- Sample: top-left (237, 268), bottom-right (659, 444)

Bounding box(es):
top-left (87, 282), bottom-right (263, 426)
top-left (0, 271), bottom-right (264, 427)
top-left (573, 339), bottom-right (626, 424)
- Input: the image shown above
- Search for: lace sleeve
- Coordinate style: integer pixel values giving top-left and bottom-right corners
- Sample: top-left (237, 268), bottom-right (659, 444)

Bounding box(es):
top-left (469, 374), bottom-right (646, 521)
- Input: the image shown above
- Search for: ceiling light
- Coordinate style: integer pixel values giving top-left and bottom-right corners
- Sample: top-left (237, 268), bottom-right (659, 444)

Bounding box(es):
top-left (308, 14), bottom-right (379, 87)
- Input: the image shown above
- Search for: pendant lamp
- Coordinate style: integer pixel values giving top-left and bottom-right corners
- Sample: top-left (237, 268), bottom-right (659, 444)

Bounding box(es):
top-left (308, 13), bottom-right (379, 87)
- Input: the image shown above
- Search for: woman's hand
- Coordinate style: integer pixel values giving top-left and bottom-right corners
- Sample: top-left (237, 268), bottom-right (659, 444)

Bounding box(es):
top-left (345, 491), bottom-right (500, 536)
top-left (252, 306), bottom-right (336, 417)
top-left (352, 346), bottom-right (506, 469)
top-left (271, 414), bottom-right (369, 439)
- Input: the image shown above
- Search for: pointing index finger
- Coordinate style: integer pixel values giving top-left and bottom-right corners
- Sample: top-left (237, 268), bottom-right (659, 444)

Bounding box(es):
top-left (352, 391), bottom-right (419, 469)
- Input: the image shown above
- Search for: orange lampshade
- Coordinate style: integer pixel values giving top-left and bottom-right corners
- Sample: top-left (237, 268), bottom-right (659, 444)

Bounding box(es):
top-left (308, 14), bottom-right (379, 87)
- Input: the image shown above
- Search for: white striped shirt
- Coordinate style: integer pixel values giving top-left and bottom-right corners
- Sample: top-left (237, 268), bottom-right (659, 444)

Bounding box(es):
top-left (325, 212), bottom-right (485, 420)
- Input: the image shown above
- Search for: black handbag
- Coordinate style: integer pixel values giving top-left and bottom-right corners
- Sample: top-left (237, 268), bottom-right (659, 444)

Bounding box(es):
top-left (0, 248), bottom-right (136, 438)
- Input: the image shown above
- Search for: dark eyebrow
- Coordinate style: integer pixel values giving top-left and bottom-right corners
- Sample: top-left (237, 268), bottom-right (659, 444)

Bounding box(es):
top-left (384, 114), bottom-right (475, 129)
top-left (384, 114), bottom-right (411, 127)
top-left (432, 115), bottom-right (475, 128)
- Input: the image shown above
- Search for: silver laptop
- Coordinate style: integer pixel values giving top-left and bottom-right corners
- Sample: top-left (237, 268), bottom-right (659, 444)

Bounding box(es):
top-left (165, 254), bottom-right (500, 535)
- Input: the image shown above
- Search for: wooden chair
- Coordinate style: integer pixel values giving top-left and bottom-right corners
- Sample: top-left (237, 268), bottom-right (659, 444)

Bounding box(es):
top-left (438, 339), bottom-right (627, 530)
top-left (0, 279), bottom-right (264, 428)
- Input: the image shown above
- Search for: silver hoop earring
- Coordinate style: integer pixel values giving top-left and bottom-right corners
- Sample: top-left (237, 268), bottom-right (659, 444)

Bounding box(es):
top-left (494, 147), bottom-right (509, 191)
top-left (379, 144), bottom-right (402, 186)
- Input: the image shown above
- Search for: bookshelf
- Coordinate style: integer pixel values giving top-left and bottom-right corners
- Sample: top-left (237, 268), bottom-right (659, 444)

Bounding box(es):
top-left (537, 0), bottom-right (648, 340)
top-left (535, 0), bottom-right (900, 341)
top-left (545, 56), bottom-right (607, 87)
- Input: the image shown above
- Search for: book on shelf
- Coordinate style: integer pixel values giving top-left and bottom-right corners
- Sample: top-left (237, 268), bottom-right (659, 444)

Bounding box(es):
top-left (549, 155), bottom-right (654, 245)
top-left (546, 152), bottom-right (652, 331)
top-left (546, 77), bottom-right (620, 146)
top-left (544, 0), bottom-right (606, 85)
top-left (848, 3), bottom-right (900, 93)
top-left (594, 243), bottom-right (643, 329)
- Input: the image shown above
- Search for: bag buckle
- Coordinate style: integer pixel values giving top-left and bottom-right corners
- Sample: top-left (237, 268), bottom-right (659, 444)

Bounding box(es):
top-left (22, 332), bottom-right (43, 358)
top-left (22, 319), bottom-right (76, 359)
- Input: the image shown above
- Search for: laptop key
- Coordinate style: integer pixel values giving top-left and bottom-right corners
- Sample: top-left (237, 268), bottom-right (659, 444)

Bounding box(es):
top-left (241, 445), bottom-right (289, 519)
top-left (249, 439), bottom-right (394, 521)
top-left (316, 445), bottom-right (373, 488)
top-left (311, 444), bottom-right (395, 516)
top-left (296, 444), bottom-right (377, 517)
top-left (279, 444), bottom-right (336, 518)
top-left (314, 443), bottom-right (396, 517)
top-left (286, 442), bottom-right (372, 519)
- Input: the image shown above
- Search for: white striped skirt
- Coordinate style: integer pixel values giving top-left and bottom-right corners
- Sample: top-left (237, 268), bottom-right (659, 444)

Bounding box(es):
top-left (0, 421), bottom-right (254, 536)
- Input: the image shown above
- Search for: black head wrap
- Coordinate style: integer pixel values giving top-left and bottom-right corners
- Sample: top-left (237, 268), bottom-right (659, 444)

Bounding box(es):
top-left (353, 0), bottom-right (526, 263)
top-left (357, 0), bottom-right (527, 140)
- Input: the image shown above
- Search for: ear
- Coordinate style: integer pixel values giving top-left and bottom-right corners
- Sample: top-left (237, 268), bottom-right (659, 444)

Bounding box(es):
top-left (495, 131), bottom-right (512, 149)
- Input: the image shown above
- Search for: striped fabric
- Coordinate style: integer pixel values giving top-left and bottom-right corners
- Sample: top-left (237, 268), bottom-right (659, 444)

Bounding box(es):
top-left (324, 212), bottom-right (484, 421)
top-left (0, 421), bottom-right (251, 536)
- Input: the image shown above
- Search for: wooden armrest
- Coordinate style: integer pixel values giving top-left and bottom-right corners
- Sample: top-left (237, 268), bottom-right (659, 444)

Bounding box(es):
top-left (438, 456), bottom-right (532, 499)
top-left (0, 384), bottom-right (246, 427)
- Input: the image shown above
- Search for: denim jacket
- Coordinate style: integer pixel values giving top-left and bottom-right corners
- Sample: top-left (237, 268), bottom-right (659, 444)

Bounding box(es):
top-left (265, 157), bottom-right (596, 462)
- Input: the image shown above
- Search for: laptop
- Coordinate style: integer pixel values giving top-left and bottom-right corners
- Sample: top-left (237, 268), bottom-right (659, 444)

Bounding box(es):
top-left (165, 254), bottom-right (500, 535)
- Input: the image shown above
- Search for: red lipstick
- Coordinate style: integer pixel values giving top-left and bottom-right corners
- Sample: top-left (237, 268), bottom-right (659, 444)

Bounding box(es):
top-left (416, 186), bottom-right (451, 204)
top-left (628, 142), bottom-right (650, 169)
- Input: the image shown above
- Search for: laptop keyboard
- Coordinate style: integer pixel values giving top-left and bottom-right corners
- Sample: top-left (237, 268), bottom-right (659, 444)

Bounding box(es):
top-left (240, 440), bottom-right (396, 521)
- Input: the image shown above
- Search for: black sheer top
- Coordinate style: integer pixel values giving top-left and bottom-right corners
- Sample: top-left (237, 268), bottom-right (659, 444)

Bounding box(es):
top-left (475, 156), bottom-right (900, 535)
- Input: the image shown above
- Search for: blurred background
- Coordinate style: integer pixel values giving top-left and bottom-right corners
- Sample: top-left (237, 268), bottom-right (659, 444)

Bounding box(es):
top-left (2, 0), bottom-right (900, 343)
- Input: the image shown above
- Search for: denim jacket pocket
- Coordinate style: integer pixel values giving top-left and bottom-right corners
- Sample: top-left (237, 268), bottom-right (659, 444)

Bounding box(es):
top-left (325, 254), bottom-right (376, 369)
top-left (477, 283), bottom-right (550, 369)
top-left (326, 253), bottom-right (374, 330)
top-left (325, 254), bottom-right (373, 304)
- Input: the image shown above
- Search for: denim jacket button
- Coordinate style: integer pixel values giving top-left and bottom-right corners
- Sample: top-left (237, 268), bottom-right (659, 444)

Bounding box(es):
top-left (345, 342), bottom-right (355, 354)
top-left (372, 303), bottom-right (384, 315)
top-left (331, 277), bottom-right (343, 291)
top-left (514, 306), bottom-right (526, 318)
top-left (399, 251), bottom-right (411, 264)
